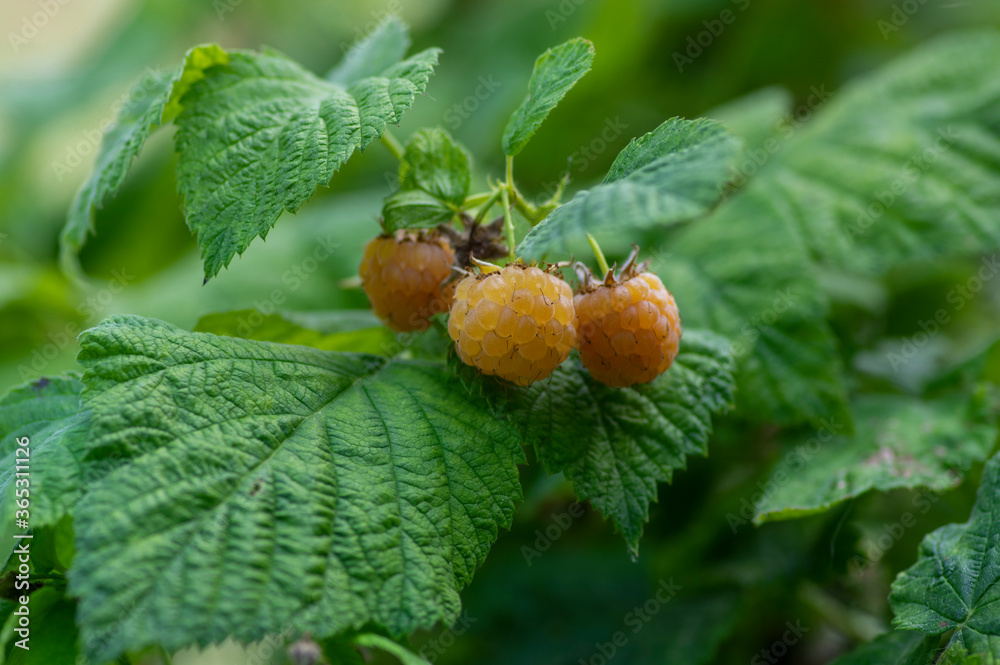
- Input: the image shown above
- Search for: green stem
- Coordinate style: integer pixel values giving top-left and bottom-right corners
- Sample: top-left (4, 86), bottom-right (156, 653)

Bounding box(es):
top-left (354, 633), bottom-right (431, 665)
top-left (501, 187), bottom-right (516, 263)
top-left (462, 191), bottom-right (493, 208)
top-left (512, 189), bottom-right (541, 224)
top-left (380, 130), bottom-right (405, 161)
top-left (472, 188), bottom-right (504, 226)
top-left (505, 155), bottom-right (514, 188)
top-left (587, 233), bottom-right (610, 276)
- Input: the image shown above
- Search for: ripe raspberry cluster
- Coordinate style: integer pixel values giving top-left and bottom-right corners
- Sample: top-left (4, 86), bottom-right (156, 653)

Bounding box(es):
top-left (359, 230), bottom-right (455, 332)
top-left (447, 265), bottom-right (577, 386)
top-left (359, 226), bottom-right (681, 388)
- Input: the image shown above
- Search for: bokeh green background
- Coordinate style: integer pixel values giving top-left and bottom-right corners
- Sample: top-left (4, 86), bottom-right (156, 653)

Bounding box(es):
top-left (3, 1), bottom-right (1000, 663)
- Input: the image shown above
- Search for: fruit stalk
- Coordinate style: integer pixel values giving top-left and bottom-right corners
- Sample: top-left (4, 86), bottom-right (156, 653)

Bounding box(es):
top-left (587, 232), bottom-right (610, 277)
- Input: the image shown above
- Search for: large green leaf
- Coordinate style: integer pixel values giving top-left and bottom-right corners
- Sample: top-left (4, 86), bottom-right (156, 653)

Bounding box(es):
top-left (517, 118), bottom-right (740, 259)
top-left (754, 395), bottom-right (998, 523)
top-left (890, 451), bottom-right (1000, 659)
top-left (506, 329), bottom-right (735, 552)
top-left (753, 30), bottom-right (1000, 274)
top-left (382, 128), bottom-right (471, 232)
top-left (654, 181), bottom-right (849, 427)
top-left (502, 37), bottom-right (594, 157)
top-left (68, 316), bottom-right (523, 661)
top-left (0, 375), bottom-right (89, 538)
top-left (59, 45), bottom-right (229, 278)
top-left (175, 38), bottom-right (440, 280)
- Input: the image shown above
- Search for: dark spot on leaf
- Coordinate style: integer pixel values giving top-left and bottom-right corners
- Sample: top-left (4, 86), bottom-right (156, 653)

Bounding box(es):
top-left (249, 479), bottom-right (264, 496)
top-left (32, 377), bottom-right (50, 393)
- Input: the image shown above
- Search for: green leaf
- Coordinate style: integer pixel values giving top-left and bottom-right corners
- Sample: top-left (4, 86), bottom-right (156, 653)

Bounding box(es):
top-left (174, 41), bottom-right (440, 280)
top-left (750, 30), bottom-right (1000, 274)
top-left (382, 128), bottom-right (471, 232)
top-left (194, 308), bottom-right (396, 355)
top-left (502, 37), bottom-right (594, 156)
top-left (382, 190), bottom-right (458, 232)
top-left (828, 630), bottom-right (938, 665)
top-left (60, 45), bottom-right (229, 278)
top-left (653, 181), bottom-right (850, 427)
top-left (625, 592), bottom-right (743, 664)
top-left (0, 375), bottom-right (89, 540)
top-left (69, 316), bottom-right (523, 661)
top-left (398, 128), bottom-right (471, 207)
top-left (327, 17), bottom-right (410, 85)
top-left (506, 329), bottom-right (735, 552)
top-left (754, 395), bottom-right (998, 524)
top-left (517, 118), bottom-right (740, 259)
top-left (890, 451), bottom-right (1000, 659)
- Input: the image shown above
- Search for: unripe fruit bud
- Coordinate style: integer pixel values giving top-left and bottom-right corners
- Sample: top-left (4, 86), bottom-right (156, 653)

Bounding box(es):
top-left (360, 230), bottom-right (455, 332)
top-left (574, 271), bottom-right (681, 387)
top-left (448, 265), bottom-right (577, 386)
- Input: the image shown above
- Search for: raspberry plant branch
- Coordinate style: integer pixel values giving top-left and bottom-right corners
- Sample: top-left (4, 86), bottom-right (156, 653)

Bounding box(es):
top-left (380, 129), bottom-right (406, 161)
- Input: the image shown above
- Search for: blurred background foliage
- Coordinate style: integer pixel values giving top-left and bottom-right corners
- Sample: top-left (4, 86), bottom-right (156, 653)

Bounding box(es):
top-left (2, 0), bottom-right (1000, 663)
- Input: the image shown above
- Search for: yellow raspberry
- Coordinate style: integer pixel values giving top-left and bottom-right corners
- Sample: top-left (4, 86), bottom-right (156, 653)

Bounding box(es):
top-left (574, 271), bottom-right (681, 387)
top-left (359, 230), bottom-right (455, 332)
top-left (448, 265), bottom-right (576, 386)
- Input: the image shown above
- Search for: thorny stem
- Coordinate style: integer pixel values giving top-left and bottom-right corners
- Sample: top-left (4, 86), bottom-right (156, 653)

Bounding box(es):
top-left (587, 233), bottom-right (610, 277)
top-left (380, 129), bottom-right (405, 161)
